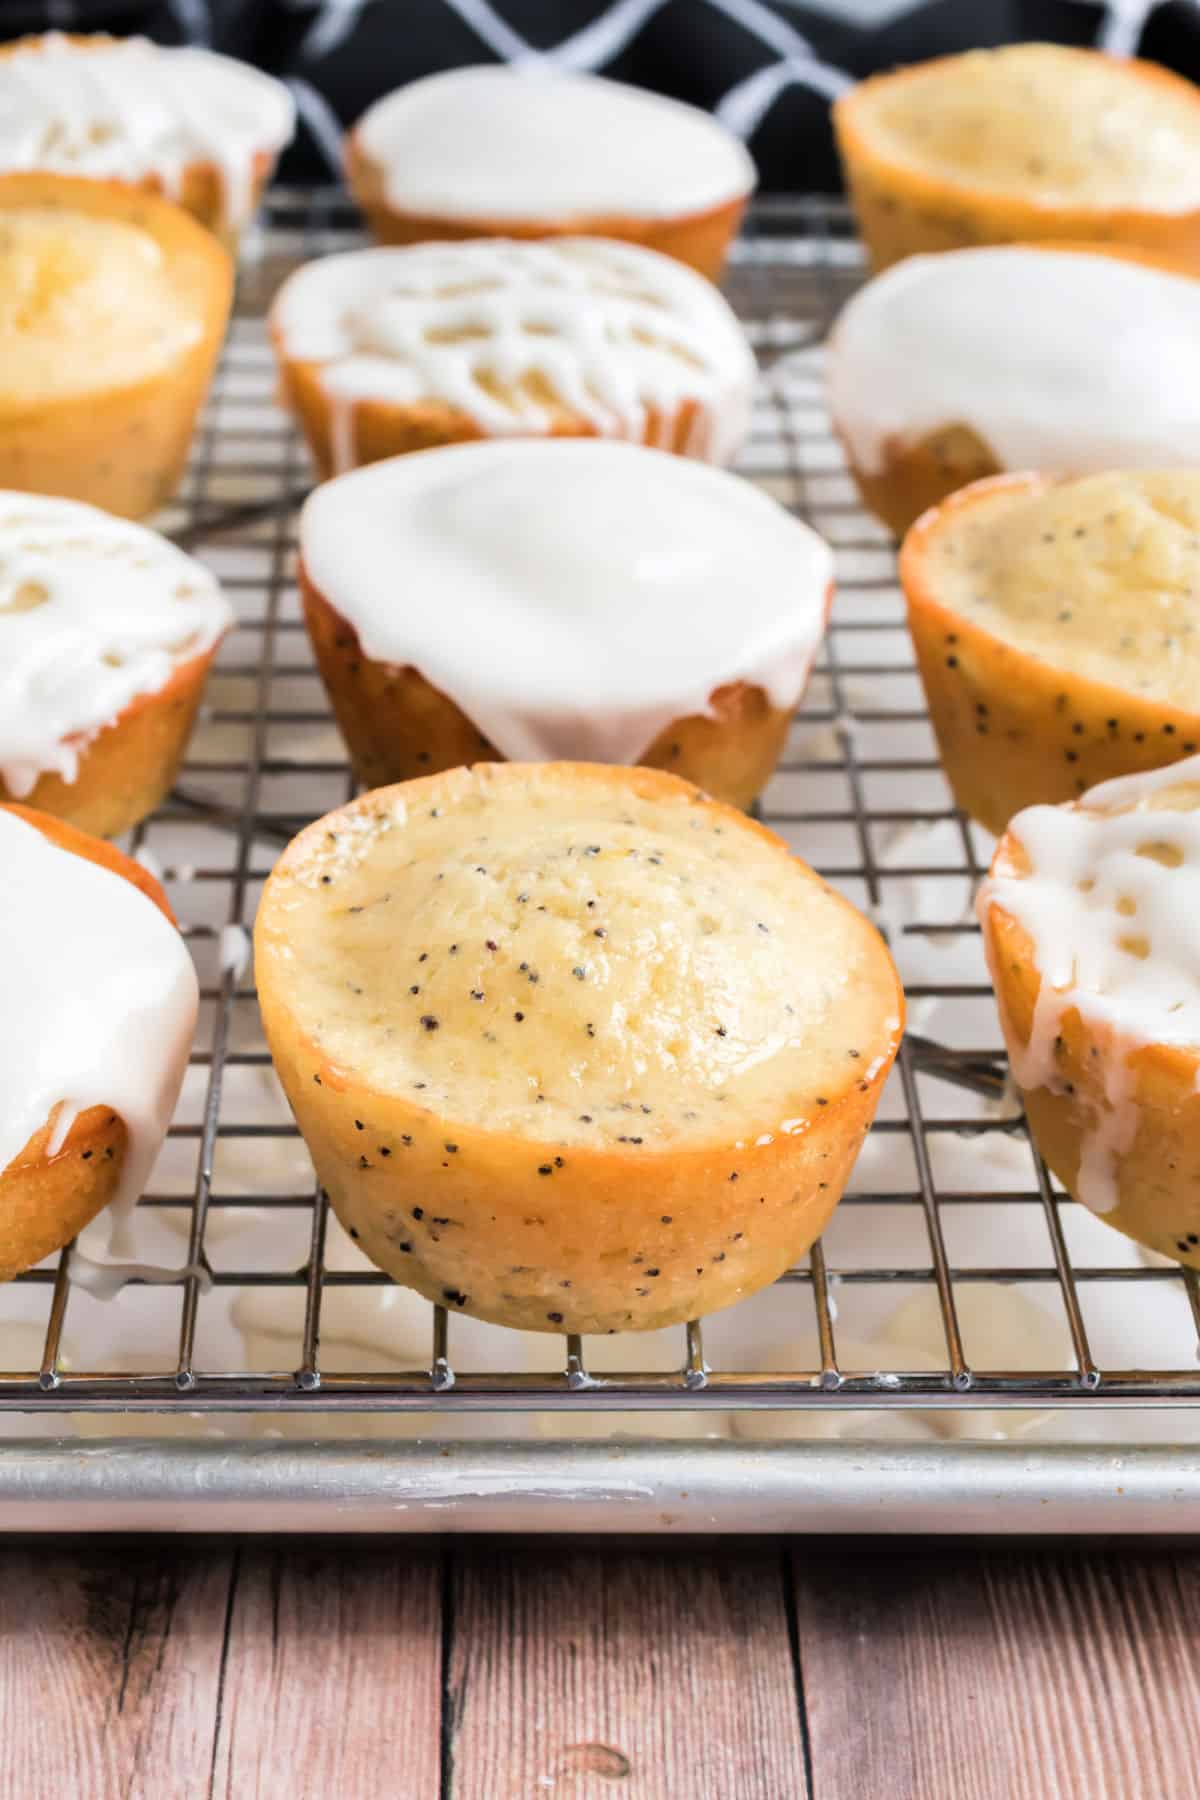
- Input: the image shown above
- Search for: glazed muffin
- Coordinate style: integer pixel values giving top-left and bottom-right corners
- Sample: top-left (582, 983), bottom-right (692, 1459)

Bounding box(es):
top-left (0, 33), bottom-right (294, 248)
top-left (0, 804), bottom-right (197, 1280)
top-left (900, 470), bottom-right (1200, 835)
top-left (827, 243), bottom-right (1200, 536)
top-left (0, 491), bottom-right (233, 835)
top-left (270, 236), bottom-right (756, 477)
top-left (834, 44), bottom-right (1200, 273)
top-left (0, 172), bottom-right (232, 518)
top-left (298, 439), bottom-right (832, 810)
top-left (254, 762), bottom-right (903, 1335)
top-left (980, 756), bottom-right (1200, 1265)
top-left (346, 66), bottom-right (756, 281)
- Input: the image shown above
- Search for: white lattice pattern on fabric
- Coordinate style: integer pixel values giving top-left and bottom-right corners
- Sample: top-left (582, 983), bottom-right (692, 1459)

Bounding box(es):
top-left (277, 0), bottom-right (1169, 177)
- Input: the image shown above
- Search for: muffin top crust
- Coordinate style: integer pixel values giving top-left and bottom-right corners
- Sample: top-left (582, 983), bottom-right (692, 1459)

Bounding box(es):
top-left (271, 237), bottom-right (755, 464)
top-left (0, 491), bottom-right (231, 796)
top-left (851, 45), bottom-right (1200, 211)
top-left (255, 764), bottom-right (902, 1151)
top-left (985, 755), bottom-right (1200, 1055)
top-left (0, 205), bottom-right (207, 404)
top-left (300, 439), bottom-right (831, 766)
top-left (0, 806), bottom-right (197, 1205)
top-left (355, 66), bottom-right (756, 222)
top-left (912, 471), bottom-right (1200, 706)
top-left (0, 33), bottom-right (293, 228)
top-left (981, 756), bottom-right (1200, 1212)
top-left (828, 247), bottom-right (1200, 478)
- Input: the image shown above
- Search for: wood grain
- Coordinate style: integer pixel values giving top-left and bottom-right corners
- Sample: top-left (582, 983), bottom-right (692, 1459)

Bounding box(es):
top-left (210, 1543), bottom-right (442, 1800)
top-left (792, 1546), bottom-right (1200, 1800)
top-left (0, 1542), bottom-right (232, 1800)
top-left (446, 1545), bottom-right (808, 1800)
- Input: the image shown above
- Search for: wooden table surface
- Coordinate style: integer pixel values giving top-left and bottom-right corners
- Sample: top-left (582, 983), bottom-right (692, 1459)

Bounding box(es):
top-left (5, 1538), bottom-right (1198, 1798)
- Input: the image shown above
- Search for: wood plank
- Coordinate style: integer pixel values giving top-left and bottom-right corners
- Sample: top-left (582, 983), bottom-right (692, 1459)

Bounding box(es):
top-left (0, 1542), bottom-right (231, 1800)
top-left (447, 1545), bottom-right (808, 1800)
top-left (792, 1546), bottom-right (1200, 1800)
top-left (211, 1543), bottom-right (442, 1800)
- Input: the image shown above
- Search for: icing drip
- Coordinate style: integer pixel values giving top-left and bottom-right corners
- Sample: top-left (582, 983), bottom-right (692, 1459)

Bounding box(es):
top-left (0, 810), bottom-right (198, 1215)
top-left (299, 439), bottom-right (833, 767)
top-left (272, 238), bottom-right (756, 470)
top-left (0, 34), bottom-right (293, 228)
top-left (68, 1249), bottom-right (212, 1302)
top-left (0, 491), bottom-right (232, 797)
top-left (219, 923), bottom-right (251, 980)
top-left (355, 65), bottom-right (755, 222)
top-left (979, 755), bottom-right (1200, 1212)
top-left (828, 248), bottom-right (1200, 478)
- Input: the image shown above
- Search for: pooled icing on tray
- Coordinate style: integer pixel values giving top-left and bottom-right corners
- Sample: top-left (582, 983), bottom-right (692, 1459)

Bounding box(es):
top-left (0, 809), bottom-right (198, 1216)
top-left (271, 237), bottom-right (757, 470)
top-left (0, 491), bottom-right (232, 798)
top-left (355, 65), bottom-right (756, 222)
top-left (828, 247), bottom-right (1200, 476)
top-left (0, 32), bottom-right (294, 228)
top-left (299, 438), bottom-right (833, 765)
top-left (979, 755), bottom-right (1200, 1213)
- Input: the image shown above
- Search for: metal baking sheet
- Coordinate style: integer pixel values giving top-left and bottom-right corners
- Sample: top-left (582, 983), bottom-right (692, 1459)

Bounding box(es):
top-left (5, 191), bottom-right (1200, 1531)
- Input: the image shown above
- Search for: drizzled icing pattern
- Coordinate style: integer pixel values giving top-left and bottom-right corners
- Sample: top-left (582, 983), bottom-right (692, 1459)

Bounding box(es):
top-left (828, 247), bottom-right (1200, 477)
top-left (0, 492), bottom-right (232, 798)
top-left (355, 66), bottom-right (755, 222)
top-left (300, 439), bottom-right (833, 767)
top-left (272, 237), bottom-right (756, 471)
top-left (0, 810), bottom-right (198, 1215)
top-left (980, 755), bottom-right (1200, 1213)
top-left (0, 33), bottom-right (294, 229)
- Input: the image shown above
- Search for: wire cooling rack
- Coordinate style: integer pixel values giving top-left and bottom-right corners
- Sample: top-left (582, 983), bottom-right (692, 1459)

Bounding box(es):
top-left (5, 188), bottom-right (1200, 1431)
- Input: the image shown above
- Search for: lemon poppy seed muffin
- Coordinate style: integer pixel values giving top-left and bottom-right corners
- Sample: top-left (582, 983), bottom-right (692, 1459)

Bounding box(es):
top-left (0, 171), bottom-right (232, 518)
top-left (0, 34), bottom-right (294, 248)
top-left (901, 470), bottom-right (1200, 834)
top-left (254, 763), bottom-right (903, 1334)
top-left (0, 491), bottom-right (233, 835)
top-left (980, 757), bottom-right (1200, 1266)
top-left (299, 439), bottom-right (833, 810)
top-left (835, 44), bottom-right (1200, 272)
top-left (270, 236), bottom-right (756, 476)
top-left (827, 243), bottom-right (1200, 536)
top-left (347, 66), bottom-right (756, 281)
top-left (0, 804), bottom-right (197, 1280)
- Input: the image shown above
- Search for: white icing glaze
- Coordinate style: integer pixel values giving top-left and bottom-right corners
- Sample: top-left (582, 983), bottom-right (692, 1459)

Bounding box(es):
top-left (68, 1248), bottom-right (212, 1301)
top-left (0, 810), bottom-right (198, 1220)
top-left (271, 237), bottom-right (756, 470)
top-left (300, 439), bottom-right (833, 765)
top-left (219, 923), bottom-right (251, 980)
top-left (0, 33), bottom-right (294, 228)
top-left (354, 65), bottom-right (755, 222)
top-left (0, 491), bottom-right (232, 798)
top-left (827, 248), bottom-right (1200, 477)
top-left (979, 754), bottom-right (1200, 1212)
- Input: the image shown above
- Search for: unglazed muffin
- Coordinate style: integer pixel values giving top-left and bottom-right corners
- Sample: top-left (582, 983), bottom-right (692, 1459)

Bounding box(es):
top-left (0, 804), bottom-right (197, 1279)
top-left (270, 237), bottom-right (756, 477)
top-left (0, 491), bottom-right (233, 835)
top-left (900, 471), bottom-right (1200, 834)
top-left (827, 243), bottom-right (1200, 536)
top-left (834, 44), bottom-right (1200, 272)
top-left (0, 33), bottom-right (294, 248)
top-left (347, 66), bottom-right (755, 281)
top-left (980, 756), bottom-right (1200, 1265)
top-left (298, 440), bottom-right (832, 810)
top-left (0, 171), bottom-right (232, 518)
top-left (254, 762), bottom-right (903, 1334)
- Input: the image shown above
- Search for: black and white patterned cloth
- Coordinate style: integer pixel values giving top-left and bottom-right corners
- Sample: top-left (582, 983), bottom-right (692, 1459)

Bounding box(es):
top-left (4, 1), bottom-right (1199, 191)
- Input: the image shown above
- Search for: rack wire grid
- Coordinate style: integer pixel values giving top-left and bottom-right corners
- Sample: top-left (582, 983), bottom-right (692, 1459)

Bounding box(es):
top-left (7, 187), bottom-right (1200, 1431)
